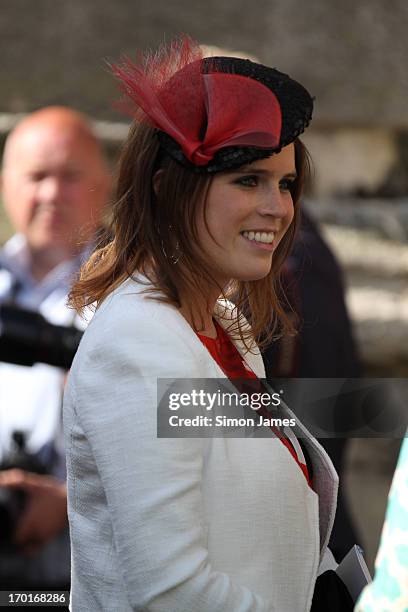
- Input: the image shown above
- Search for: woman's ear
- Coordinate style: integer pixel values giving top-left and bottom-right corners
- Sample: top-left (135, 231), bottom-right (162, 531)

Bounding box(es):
top-left (153, 169), bottom-right (163, 196)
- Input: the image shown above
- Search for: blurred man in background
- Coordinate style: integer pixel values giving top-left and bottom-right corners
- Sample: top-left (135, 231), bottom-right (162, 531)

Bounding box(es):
top-left (0, 106), bottom-right (110, 590)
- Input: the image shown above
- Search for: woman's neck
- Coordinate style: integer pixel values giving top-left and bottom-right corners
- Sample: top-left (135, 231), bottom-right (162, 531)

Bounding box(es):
top-left (178, 293), bottom-right (219, 339)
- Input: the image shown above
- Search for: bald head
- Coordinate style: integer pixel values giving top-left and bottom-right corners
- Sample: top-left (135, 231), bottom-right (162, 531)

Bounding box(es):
top-left (3, 107), bottom-right (105, 171)
top-left (1, 106), bottom-right (110, 276)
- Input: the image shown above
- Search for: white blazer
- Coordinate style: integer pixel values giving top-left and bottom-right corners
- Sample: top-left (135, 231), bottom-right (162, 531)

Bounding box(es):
top-left (63, 276), bottom-right (338, 612)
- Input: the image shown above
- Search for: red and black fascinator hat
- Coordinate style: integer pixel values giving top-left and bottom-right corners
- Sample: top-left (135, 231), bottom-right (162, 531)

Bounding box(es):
top-left (110, 37), bottom-right (313, 173)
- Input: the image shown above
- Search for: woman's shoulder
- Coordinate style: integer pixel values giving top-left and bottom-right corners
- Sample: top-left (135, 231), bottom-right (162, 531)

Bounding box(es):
top-left (89, 275), bottom-right (182, 330)
top-left (71, 275), bottom-right (204, 376)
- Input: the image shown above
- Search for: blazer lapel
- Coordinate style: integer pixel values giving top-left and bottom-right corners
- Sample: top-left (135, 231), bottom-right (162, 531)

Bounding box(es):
top-left (212, 296), bottom-right (338, 559)
top-left (262, 379), bottom-right (339, 559)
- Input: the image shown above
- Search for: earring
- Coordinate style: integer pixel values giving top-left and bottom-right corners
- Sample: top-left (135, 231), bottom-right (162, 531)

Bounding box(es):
top-left (170, 241), bottom-right (182, 264)
top-left (161, 238), bottom-right (182, 264)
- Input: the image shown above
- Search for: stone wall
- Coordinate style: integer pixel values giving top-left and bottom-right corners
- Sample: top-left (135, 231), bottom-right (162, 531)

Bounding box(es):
top-left (317, 223), bottom-right (408, 375)
top-left (1, 0), bottom-right (408, 125)
top-left (303, 129), bottom-right (408, 199)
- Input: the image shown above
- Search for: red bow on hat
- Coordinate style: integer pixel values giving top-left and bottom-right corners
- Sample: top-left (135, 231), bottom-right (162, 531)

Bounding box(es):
top-left (110, 36), bottom-right (282, 166)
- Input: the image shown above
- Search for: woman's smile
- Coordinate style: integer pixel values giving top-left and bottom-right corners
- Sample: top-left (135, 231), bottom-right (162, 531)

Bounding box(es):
top-left (240, 229), bottom-right (277, 250)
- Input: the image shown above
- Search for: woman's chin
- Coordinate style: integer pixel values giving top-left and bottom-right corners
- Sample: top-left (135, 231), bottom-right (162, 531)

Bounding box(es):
top-left (234, 267), bottom-right (273, 282)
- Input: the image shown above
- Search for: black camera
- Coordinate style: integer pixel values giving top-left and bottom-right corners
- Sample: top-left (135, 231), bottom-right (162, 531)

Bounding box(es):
top-left (0, 431), bottom-right (48, 550)
top-left (0, 305), bottom-right (82, 550)
top-left (0, 304), bottom-right (83, 369)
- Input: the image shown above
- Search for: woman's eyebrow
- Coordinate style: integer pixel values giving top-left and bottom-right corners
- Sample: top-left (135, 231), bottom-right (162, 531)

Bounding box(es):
top-left (229, 167), bottom-right (297, 178)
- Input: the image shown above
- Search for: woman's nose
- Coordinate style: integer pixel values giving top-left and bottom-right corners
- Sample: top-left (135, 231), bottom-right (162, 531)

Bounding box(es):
top-left (257, 187), bottom-right (291, 219)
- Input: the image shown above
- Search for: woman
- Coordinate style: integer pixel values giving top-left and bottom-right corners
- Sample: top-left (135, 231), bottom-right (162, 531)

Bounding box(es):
top-left (64, 37), bottom-right (339, 611)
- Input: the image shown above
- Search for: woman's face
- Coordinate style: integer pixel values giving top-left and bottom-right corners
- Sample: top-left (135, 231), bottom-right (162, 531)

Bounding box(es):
top-left (196, 144), bottom-right (296, 287)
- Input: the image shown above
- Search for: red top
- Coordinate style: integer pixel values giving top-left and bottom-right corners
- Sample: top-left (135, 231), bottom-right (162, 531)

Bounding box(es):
top-left (197, 320), bottom-right (312, 487)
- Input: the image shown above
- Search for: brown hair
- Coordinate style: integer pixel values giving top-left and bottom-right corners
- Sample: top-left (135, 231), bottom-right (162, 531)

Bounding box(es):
top-left (69, 121), bottom-right (311, 349)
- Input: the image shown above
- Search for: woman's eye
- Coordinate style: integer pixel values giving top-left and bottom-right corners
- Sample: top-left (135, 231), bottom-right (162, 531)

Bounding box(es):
top-left (235, 175), bottom-right (258, 187)
top-left (279, 179), bottom-right (295, 192)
